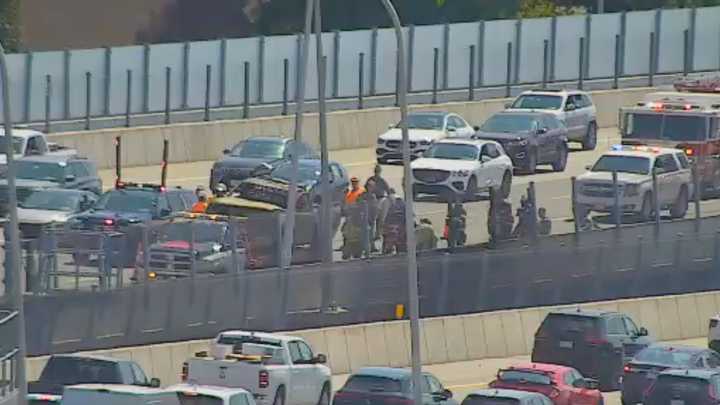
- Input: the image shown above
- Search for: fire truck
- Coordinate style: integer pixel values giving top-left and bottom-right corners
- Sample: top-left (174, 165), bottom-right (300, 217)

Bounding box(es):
top-left (620, 90), bottom-right (720, 195)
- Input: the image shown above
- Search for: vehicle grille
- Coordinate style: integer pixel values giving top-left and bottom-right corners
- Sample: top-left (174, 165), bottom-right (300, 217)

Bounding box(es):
top-left (413, 169), bottom-right (450, 184)
top-left (581, 183), bottom-right (619, 198)
top-left (149, 249), bottom-right (193, 271)
top-left (385, 140), bottom-right (418, 149)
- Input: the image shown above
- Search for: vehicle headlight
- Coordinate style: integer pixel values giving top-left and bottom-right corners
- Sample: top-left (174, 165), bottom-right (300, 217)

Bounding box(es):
top-left (212, 243), bottom-right (222, 253)
top-left (624, 184), bottom-right (640, 197)
top-left (453, 170), bottom-right (471, 177)
top-left (377, 138), bottom-right (385, 145)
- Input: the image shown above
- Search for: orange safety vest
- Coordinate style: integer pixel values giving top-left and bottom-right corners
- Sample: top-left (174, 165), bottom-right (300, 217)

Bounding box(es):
top-left (345, 187), bottom-right (366, 204)
top-left (191, 201), bottom-right (208, 213)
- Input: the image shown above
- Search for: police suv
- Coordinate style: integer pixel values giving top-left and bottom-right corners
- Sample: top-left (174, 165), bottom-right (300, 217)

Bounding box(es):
top-left (575, 145), bottom-right (693, 221)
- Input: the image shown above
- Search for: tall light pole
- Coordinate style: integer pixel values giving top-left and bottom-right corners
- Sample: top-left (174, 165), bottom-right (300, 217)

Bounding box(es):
top-left (0, 42), bottom-right (28, 404)
top-left (378, 1), bottom-right (423, 404)
top-left (281, 0), bottom-right (314, 268)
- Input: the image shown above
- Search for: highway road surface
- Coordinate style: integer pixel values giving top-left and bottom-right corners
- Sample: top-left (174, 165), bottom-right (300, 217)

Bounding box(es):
top-left (99, 127), bottom-right (720, 249)
top-left (329, 337), bottom-right (705, 404)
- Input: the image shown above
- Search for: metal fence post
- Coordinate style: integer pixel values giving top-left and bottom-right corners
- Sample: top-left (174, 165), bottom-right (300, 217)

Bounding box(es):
top-left (84, 72), bottom-right (92, 130)
top-left (505, 42), bottom-right (512, 98)
top-left (683, 29), bottom-right (690, 76)
top-left (549, 16), bottom-right (557, 82)
top-left (620, 11), bottom-right (627, 76)
top-left (432, 48), bottom-right (439, 104)
top-left (44, 75), bottom-right (52, 133)
top-left (694, 161), bottom-right (701, 224)
top-left (370, 27), bottom-right (378, 96)
top-left (612, 170), bottom-right (620, 228)
top-left (23, 52), bottom-right (32, 123)
top-left (63, 49), bottom-right (71, 120)
top-left (648, 32), bottom-right (655, 87)
top-left (578, 37), bottom-right (585, 90)
top-left (468, 45), bottom-right (475, 101)
top-left (443, 22), bottom-right (450, 89)
top-left (204, 64), bottom-right (212, 122)
top-left (282, 59), bottom-right (289, 116)
top-left (333, 30), bottom-right (341, 98)
top-left (125, 70), bottom-right (132, 128)
top-left (243, 61), bottom-right (250, 119)
top-left (165, 67), bottom-right (172, 125)
top-left (689, 7), bottom-right (697, 74)
top-left (528, 181), bottom-right (538, 242)
top-left (653, 168), bottom-right (661, 227)
top-left (103, 46), bottom-right (112, 116)
top-left (514, 19), bottom-right (522, 84)
top-left (584, 14), bottom-right (592, 80)
top-left (182, 42), bottom-right (190, 109)
top-left (571, 177), bottom-right (580, 235)
top-left (358, 52), bottom-right (365, 109)
top-left (477, 21), bottom-right (485, 87)
top-left (407, 25), bottom-right (415, 93)
top-left (257, 36), bottom-right (265, 103)
top-left (220, 38), bottom-right (227, 106)
top-left (142, 44), bottom-right (151, 113)
top-left (613, 34), bottom-right (620, 89)
top-left (142, 225), bottom-right (150, 283)
top-left (542, 40), bottom-right (549, 89)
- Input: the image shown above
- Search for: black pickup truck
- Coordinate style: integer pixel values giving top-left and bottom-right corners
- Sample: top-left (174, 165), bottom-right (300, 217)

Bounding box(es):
top-left (28, 354), bottom-right (160, 396)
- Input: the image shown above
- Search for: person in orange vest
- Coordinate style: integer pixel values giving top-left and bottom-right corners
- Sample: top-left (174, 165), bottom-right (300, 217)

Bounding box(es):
top-left (191, 192), bottom-right (209, 213)
top-left (345, 177), bottom-right (366, 205)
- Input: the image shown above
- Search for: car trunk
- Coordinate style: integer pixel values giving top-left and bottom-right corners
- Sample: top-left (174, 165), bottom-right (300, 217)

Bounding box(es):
top-left (646, 376), bottom-right (714, 405)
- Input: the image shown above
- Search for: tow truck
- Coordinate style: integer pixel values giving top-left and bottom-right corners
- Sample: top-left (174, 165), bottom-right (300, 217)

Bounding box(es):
top-left (620, 89), bottom-right (720, 195)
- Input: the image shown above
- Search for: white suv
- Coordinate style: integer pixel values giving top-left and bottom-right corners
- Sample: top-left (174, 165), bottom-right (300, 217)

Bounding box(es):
top-left (411, 138), bottom-right (513, 201)
top-left (576, 145), bottom-right (693, 221)
top-left (507, 89), bottom-right (598, 150)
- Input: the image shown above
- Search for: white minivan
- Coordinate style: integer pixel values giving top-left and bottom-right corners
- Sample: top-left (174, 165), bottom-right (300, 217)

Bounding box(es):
top-left (60, 385), bottom-right (181, 405)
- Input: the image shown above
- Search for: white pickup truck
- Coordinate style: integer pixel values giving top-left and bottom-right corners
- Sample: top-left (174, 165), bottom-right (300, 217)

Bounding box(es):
top-left (182, 331), bottom-right (332, 405)
top-left (0, 128), bottom-right (76, 166)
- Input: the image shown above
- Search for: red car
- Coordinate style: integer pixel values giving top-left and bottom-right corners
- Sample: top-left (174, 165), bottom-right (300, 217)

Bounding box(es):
top-left (674, 74), bottom-right (720, 93)
top-left (489, 363), bottom-right (603, 405)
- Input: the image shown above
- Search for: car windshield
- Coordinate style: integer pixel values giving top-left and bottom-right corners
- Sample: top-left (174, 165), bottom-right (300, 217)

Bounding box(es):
top-left (158, 222), bottom-right (225, 243)
top-left (480, 115), bottom-right (537, 133)
top-left (343, 375), bottom-right (404, 393)
top-left (271, 163), bottom-right (320, 183)
top-left (39, 357), bottom-right (121, 385)
top-left (398, 114), bottom-right (445, 130)
top-left (230, 140), bottom-right (284, 159)
top-left (462, 397), bottom-right (520, 405)
top-left (93, 190), bottom-right (158, 214)
top-left (0, 136), bottom-right (25, 155)
top-left (423, 143), bottom-right (478, 160)
top-left (19, 190), bottom-right (82, 212)
top-left (176, 393), bottom-right (223, 405)
top-left (511, 94), bottom-right (563, 110)
top-left (12, 161), bottom-right (66, 182)
top-left (497, 370), bottom-right (552, 385)
top-left (536, 314), bottom-right (602, 339)
top-left (592, 155), bottom-right (651, 175)
top-left (634, 347), bottom-right (696, 366)
top-left (625, 113), bottom-right (708, 142)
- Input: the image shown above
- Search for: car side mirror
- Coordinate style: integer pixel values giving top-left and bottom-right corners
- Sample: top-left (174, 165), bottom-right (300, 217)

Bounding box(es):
top-left (565, 104), bottom-right (576, 112)
top-left (447, 126), bottom-right (456, 132)
top-left (442, 389), bottom-right (453, 399)
top-left (504, 102), bottom-right (511, 108)
top-left (314, 353), bottom-right (327, 364)
top-left (388, 123), bottom-right (395, 129)
top-left (159, 208), bottom-right (171, 218)
top-left (222, 148), bottom-right (231, 155)
top-left (473, 126), bottom-right (480, 131)
top-left (583, 378), bottom-right (599, 390)
top-left (638, 327), bottom-right (649, 336)
top-left (537, 127), bottom-right (548, 135)
top-left (64, 175), bottom-right (76, 183)
top-left (149, 378), bottom-right (161, 388)
top-left (585, 165), bottom-right (592, 171)
top-left (481, 155), bottom-right (492, 163)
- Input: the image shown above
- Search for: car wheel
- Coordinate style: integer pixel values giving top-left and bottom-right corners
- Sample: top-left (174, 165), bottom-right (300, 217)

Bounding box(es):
top-left (582, 122), bottom-right (598, 151)
top-left (552, 144), bottom-right (568, 172)
top-left (317, 384), bottom-right (330, 405)
top-left (273, 386), bottom-right (286, 405)
top-left (525, 150), bottom-right (538, 174)
top-left (670, 186), bottom-right (689, 219)
top-left (499, 171), bottom-right (512, 199)
top-left (465, 176), bottom-right (478, 201)
top-left (639, 192), bottom-right (653, 222)
top-left (377, 157), bottom-right (388, 165)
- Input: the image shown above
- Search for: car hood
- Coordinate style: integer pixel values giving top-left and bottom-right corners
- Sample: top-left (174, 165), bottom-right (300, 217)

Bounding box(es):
top-left (474, 130), bottom-right (531, 142)
top-left (74, 210), bottom-right (152, 224)
top-left (411, 158), bottom-right (478, 172)
top-left (214, 156), bottom-right (270, 170)
top-left (18, 208), bottom-right (73, 224)
top-left (577, 171), bottom-right (650, 184)
top-left (379, 128), bottom-right (447, 142)
top-left (151, 240), bottom-right (216, 252)
top-left (0, 179), bottom-right (60, 189)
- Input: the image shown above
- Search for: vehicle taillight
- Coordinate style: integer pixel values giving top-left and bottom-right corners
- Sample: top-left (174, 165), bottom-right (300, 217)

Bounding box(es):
top-left (259, 370), bottom-right (269, 388)
top-left (103, 218), bottom-right (115, 226)
top-left (181, 362), bottom-right (188, 382)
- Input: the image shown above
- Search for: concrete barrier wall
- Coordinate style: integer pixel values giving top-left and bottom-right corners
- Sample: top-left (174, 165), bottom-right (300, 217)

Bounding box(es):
top-left (48, 87), bottom-right (654, 170)
top-left (26, 289), bottom-right (720, 384)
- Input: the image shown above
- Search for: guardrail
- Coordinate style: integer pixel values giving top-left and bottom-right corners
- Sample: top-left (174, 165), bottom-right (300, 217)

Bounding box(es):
top-left (0, 311), bottom-right (19, 404)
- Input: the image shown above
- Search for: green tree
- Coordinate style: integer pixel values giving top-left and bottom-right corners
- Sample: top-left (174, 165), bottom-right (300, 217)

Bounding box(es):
top-left (0, 0), bottom-right (20, 51)
top-left (519, 0), bottom-right (561, 17)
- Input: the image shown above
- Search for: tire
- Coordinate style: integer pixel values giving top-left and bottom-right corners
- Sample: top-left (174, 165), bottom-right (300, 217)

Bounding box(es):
top-left (670, 186), bottom-right (689, 219)
top-left (273, 386), bottom-right (286, 405)
top-left (499, 171), bottom-right (512, 199)
top-left (317, 383), bottom-right (331, 405)
top-left (551, 144), bottom-right (568, 172)
top-left (639, 193), bottom-right (653, 222)
top-left (582, 122), bottom-right (598, 151)
top-left (377, 157), bottom-right (388, 165)
top-left (465, 176), bottom-right (478, 201)
top-left (525, 150), bottom-right (538, 174)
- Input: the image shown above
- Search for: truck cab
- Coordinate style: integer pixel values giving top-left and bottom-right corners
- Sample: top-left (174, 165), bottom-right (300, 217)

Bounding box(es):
top-left (183, 331), bottom-right (331, 405)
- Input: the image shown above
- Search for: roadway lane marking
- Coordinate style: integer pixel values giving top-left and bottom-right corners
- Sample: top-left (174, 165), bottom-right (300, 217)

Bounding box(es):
top-left (551, 195), bottom-right (570, 200)
top-left (447, 381), bottom-right (489, 390)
